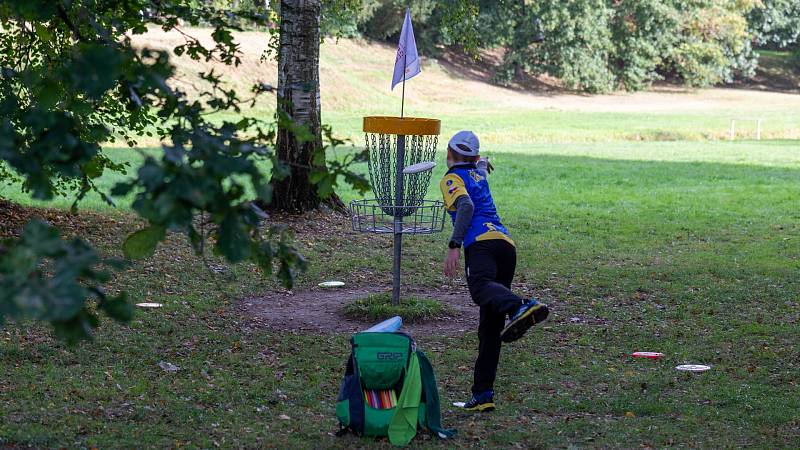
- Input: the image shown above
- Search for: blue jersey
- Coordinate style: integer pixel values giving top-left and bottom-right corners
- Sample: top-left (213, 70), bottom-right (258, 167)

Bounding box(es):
top-left (439, 163), bottom-right (514, 248)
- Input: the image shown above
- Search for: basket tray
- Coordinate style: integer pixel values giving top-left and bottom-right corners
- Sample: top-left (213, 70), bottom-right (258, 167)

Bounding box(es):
top-left (350, 199), bottom-right (446, 235)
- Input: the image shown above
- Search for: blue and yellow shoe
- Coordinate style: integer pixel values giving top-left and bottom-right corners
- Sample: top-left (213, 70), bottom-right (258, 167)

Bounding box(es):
top-left (461, 391), bottom-right (495, 412)
top-left (500, 299), bottom-right (549, 343)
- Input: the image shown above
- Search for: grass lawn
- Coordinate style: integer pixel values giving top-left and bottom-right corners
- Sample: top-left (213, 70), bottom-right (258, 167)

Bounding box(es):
top-left (2, 138), bottom-right (799, 448)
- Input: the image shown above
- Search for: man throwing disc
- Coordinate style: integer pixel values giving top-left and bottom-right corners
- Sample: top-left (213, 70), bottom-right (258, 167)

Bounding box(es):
top-left (440, 130), bottom-right (549, 412)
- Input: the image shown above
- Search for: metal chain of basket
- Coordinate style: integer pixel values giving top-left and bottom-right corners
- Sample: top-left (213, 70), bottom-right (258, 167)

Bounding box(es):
top-left (348, 116), bottom-right (444, 306)
top-left (366, 133), bottom-right (438, 217)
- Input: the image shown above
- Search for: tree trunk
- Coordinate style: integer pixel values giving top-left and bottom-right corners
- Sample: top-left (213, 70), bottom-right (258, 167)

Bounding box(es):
top-left (271, 0), bottom-right (326, 213)
top-left (513, 0), bottom-right (527, 81)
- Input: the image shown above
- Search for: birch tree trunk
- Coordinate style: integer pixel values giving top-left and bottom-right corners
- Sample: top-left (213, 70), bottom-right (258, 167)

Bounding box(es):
top-left (272, 0), bottom-right (325, 212)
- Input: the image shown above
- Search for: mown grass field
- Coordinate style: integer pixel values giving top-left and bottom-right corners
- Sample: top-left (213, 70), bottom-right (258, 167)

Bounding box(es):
top-left (2, 29), bottom-right (800, 449)
top-left (2, 138), bottom-right (799, 448)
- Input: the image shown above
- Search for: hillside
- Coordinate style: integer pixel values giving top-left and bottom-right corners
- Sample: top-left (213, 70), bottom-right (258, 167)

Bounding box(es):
top-left (132, 27), bottom-right (800, 142)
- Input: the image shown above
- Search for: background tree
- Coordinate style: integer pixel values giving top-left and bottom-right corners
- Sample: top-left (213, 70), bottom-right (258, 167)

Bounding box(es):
top-left (666, 0), bottom-right (758, 88)
top-left (272, 0), bottom-right (356, 212)
top-left (748, 0), bottom-right (800, 69)
top-left (608, 0), bottom-right (680, 91)
top-left (272, 0), bottom-right (326, 212)
top-left (748, 0), bottom-right (800, 49)
top-left (520, 0), bottom-right (616, 92)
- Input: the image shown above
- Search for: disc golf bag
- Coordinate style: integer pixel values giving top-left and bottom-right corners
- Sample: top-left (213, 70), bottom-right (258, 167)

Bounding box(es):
top-left (335, 331), bottom-right (456, 446)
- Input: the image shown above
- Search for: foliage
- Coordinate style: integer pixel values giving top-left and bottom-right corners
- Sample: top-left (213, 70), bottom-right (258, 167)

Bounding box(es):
top-left (0, 221), bottom-right (131, 343)
top-left (340, 292), bottom-right (452, 323)
top-left (608, 0), bottom-right (680, 91)
top-left (0, 0), bottom-right (364, 341)
top-left (525, 0), bottom-right (616, 93)
top-left (748, 0), bottom-right (800, 49)
top-left (432, 0), bottom-right (481, 52)
top-left (477, 0), bottom-right (551, 86)
top-left (509, 0), bottom-right (758, 91)
top-left (318, 0), bottom-right (482, 55)
top-left (348, 0), bottom-right (436, 40)
top-left (320, 0), bottom-right (364, 38)
top-left (667, 0), bottom-right (759, 87)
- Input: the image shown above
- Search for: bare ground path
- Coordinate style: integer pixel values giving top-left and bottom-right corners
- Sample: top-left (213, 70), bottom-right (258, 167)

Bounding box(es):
top-left (240, 285), bottom-right (479, 336)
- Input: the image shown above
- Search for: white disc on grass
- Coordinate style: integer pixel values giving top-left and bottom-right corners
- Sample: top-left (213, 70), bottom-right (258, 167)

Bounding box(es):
top-left (632, 352), bottom-right (664, 359)
top-left (452, 402), bottom-right (466, 408)
top-left (676, 364), bottom-right (711, 372)
top-left (402, 161), bottom-right (436, 174)
top-left (319, 281), bottom-right (345, 288)
top-left (136, 302), bottom-right (163, 308)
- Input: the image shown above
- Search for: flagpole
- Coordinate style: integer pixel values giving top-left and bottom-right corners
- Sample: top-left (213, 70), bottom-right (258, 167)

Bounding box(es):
top-left (400, 51), bottom-right (406, 118)
top-left (393, 13), bottom-right (409, 306)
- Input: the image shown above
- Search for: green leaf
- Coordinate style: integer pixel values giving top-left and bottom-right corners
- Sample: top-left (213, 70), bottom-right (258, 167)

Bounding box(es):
top-left (51, 309), bottom-right (99, 344)
top-left (81, 158), bottom-right (104, 179)
top-left (123, 225), bottom-right (166, 260)
top-left (316, 174), bottom-right (335, 198)
top-left (34, 23), bottom-right (52, 41)
top-left (308, 169), bottom-right (327, 184)
top-left (255, 183), bottom-right (273, 204)
top-left (312, 148), bottom-right (327, 166)
top-left (38, 80), bottom-right (61, 109)
top-left (253, 241), bottom-right (274, 276)
top-left (216, 215), bottom-right (250, 263)
top-left (99, 293), bottom-right (133, 323)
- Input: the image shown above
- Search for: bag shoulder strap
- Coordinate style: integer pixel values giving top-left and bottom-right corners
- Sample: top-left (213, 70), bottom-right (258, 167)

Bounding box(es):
top-left (417, 351), bottom-right (457, 439)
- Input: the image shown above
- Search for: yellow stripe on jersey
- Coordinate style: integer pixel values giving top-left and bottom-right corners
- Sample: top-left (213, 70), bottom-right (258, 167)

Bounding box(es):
top-left (439, 173), bottom-right (467, 210)
top-left (475, 230), bottom-right (516, 247)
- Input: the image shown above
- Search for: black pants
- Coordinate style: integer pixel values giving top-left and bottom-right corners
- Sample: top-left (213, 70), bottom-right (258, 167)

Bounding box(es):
top-left (464, 239), bottom-right (524, 394)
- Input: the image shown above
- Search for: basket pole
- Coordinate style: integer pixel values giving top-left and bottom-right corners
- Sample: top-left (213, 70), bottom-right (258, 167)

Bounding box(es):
top-left (392, 134), bottom-right (406, 306)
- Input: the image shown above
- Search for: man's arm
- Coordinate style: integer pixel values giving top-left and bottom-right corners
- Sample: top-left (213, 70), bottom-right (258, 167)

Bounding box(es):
top-left (440, 173), bottom-right (473, 277)
top-left (450, 195), bottom-right (474, 246)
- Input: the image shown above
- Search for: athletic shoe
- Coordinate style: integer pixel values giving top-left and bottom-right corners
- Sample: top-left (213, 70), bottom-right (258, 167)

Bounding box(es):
top-left (460, 390), bottom-right (495, 412)
top-left (500, 298), bottom-right (549, 343)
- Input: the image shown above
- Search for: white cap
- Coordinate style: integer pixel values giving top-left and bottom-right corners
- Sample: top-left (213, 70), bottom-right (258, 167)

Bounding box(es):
top-left (448, 130), bottom-right (480, 157)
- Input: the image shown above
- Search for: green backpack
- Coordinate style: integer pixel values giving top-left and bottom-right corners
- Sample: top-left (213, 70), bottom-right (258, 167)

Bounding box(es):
top-left (335, 331), bottom-right (456, 445)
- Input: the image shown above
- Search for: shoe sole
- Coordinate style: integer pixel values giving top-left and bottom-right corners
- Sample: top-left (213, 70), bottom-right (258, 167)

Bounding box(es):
top-left (463, 402), bottom-right (495, 412)
top-left (500, 304), bottom-right (549, 343)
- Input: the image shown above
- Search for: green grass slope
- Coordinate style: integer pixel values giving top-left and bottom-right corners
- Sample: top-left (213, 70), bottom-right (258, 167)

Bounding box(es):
top-left (131, 27), bottom-right (800, 144)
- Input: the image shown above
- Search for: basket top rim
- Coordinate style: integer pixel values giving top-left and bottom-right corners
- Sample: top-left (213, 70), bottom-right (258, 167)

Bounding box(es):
top-left (363, 116), bottom-right (441, 136)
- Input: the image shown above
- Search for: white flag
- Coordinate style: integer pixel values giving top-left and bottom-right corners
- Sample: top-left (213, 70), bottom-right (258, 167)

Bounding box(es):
top-left (391, 8), bottom-right (421, 90)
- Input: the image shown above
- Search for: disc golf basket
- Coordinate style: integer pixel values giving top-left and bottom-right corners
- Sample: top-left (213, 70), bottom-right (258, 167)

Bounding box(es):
top-left (350, 116), bottom-right (446, 305)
